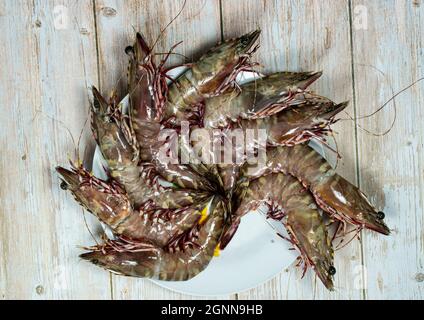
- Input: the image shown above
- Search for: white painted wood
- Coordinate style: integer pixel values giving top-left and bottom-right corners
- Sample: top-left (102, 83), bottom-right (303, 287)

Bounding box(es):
top-left (0, 0), bottom-right (110, 299)
top-left (352, 0), bottom-right (424, 299)
top-left (1, 0), bottom-right (422, 300)
top-left (221, 0), bottom-right (363, 299)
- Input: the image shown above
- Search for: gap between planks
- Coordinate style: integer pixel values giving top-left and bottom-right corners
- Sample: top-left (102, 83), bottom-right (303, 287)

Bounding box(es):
top-left (347, 0), bottom-right (366, 301)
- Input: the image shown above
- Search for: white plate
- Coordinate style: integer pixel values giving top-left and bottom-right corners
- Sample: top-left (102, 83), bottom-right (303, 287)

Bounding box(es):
top-left (92, 68), bottom-right (330, 296)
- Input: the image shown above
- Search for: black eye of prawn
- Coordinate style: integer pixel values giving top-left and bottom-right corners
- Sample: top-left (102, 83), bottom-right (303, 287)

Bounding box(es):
top-left (328, 266), bottom-right (336, 276)
top-left (377, 211), bottom-right (385, 220)
top-left (125, 45), bottom-right (134, 56)
top-left (60, 181), bottom-right (68, 190)
top-left (92, 259), bottom-right (99, 265)
top-left (241, 37), bottom-right (249, 47)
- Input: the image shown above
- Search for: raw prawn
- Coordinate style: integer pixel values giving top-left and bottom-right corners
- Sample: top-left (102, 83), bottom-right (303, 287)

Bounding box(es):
top-left (244, 144), bottom-right (390, 235)
top-left (80, 196), bottom-right (227, 281)
top-left (230, 172), bottom-right (335, 289)
top-left (163, 30), bottom-right (261, 125)
top-left (203, 71), bottom-right (323, 128)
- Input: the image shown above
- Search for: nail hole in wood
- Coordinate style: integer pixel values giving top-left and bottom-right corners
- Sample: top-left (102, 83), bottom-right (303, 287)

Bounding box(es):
top-left (35, 285), bottom-right (44, 295)
top-left (101, 7), bottom-right (117, 17)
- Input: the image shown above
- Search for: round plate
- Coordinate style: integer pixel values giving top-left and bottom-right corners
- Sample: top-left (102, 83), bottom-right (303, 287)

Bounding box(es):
top-left (91, 68), bottom-right (329, 296)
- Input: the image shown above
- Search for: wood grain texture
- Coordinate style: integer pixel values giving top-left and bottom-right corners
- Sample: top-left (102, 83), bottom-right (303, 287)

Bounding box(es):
top-left (0, 0), bottom-right (110, 299)
top-left (351, 0), bottom-right (424, 299)
top-left (1, 0), bottom-right (423, 300)
top-left (221, 0), bottom-right (363, 299)
top-left (93, 0), bottom-right (231, 299)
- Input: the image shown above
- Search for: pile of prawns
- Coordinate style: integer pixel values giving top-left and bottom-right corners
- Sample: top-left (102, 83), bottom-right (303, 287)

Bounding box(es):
top-left (56, 30), bottom-right (389, 290)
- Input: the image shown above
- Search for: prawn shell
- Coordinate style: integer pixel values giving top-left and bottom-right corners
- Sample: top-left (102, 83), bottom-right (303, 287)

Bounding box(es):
top-left (80, 196), bottom-right (227, 281)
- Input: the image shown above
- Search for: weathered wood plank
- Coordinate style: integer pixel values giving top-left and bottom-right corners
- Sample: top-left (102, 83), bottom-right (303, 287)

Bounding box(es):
top-left (221, 0), bottom-right (363, 299)
top-left (351, 0), bottom-right (424, 299)
top-left (0, 0), bottom-right (110, 299)
top-left (2, 0), bottom-right (422, 300)
top-left (93, 0), bottom-right (231, 299)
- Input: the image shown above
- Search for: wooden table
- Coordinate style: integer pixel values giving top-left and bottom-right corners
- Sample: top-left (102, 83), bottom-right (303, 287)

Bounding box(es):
top-left (1, 0), bottom-right (423, 299)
